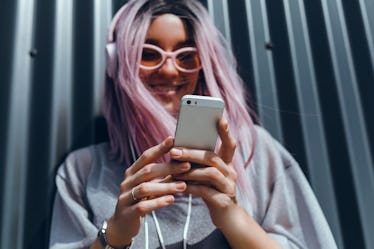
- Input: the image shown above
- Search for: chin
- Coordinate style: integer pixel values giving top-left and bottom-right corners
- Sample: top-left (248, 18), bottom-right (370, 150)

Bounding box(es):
top-left (154, 94), bottom-right (181, 114)
top-left (157, 98), bottom-right (179, 114)
top-left (163, 103), bottom-right (179, 115)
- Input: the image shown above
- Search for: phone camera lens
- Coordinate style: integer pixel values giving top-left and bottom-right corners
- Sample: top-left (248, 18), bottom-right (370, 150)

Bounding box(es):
top-left (187, 100), bottom-right (191, 104)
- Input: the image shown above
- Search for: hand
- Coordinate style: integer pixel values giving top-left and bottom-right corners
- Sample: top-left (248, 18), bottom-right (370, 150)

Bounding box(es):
top-left (106, 137), bottom-right (191, 248)
top-left (170, 117), bottom-right (239, 228)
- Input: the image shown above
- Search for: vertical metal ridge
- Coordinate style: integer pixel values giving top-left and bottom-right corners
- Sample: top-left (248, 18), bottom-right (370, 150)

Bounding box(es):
top-left (93, 0), bottom-right (112, 117)
top-left (221, 0), bottom-right (231, 47)
top-left (48, 0), bottom-right (74, 172)
top-left (244, 0), bottom-right (283, 142)
top-left (1, 0), bottom-right (36, 248)
top-left (281, 0), bottom-right (343, 247)
top-left (207, 0), bottom-right (232, 47)
top-left (358, 0), bottom-right (374, 72)
top-left (320, 1), bottom-right (374, 248)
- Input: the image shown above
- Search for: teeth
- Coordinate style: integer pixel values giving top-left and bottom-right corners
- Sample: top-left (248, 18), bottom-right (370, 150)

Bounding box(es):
top-left (151, 85), bottom-right (179, 92)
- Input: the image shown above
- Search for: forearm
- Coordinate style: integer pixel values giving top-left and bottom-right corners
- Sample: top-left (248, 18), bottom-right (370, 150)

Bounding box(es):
top-left (219, 206), bottom-right (282, 249)
top-left (90, 239), bottom-right (104, 249)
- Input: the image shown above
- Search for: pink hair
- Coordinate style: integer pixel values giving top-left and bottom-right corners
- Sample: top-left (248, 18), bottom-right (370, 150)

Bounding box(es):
top-left (103, 0), bottom-right (257, 205)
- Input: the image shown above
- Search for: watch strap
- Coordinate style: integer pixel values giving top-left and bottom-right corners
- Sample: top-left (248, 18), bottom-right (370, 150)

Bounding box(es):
top-left (97, 220), bottom-right (132, 249)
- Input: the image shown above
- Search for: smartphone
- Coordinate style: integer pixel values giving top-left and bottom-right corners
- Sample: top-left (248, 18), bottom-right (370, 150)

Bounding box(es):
top-left (174, 95), bottom-right (225, 151)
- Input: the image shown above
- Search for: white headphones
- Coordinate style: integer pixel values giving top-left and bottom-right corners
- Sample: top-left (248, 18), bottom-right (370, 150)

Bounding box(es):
top-left (106, 5), bottom-right (128, 79)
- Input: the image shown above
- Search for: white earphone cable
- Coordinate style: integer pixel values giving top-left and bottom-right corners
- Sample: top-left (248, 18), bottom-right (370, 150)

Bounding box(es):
top-left (183, 194), bottom-right (193, 249)
top-left (145, 215), bottom-right (149, 249)
top-left (152, 211), bottom-right (167, 249)
top-left (151, 195), bottom-right (192, 249)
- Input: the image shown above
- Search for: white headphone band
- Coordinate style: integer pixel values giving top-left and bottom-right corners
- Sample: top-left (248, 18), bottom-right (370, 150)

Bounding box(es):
top-left (105, 42), bottom-right (117, 78)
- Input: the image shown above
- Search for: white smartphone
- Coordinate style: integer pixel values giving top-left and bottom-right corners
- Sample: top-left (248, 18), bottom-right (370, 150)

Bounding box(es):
top-left (174, 95), bottom-right (225, 151)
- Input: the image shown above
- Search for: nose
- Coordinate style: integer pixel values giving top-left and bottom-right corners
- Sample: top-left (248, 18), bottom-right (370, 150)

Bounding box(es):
top-left (158, 57), bottom-right (179, 77)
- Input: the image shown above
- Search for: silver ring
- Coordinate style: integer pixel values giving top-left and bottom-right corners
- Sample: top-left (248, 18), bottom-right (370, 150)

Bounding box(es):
top-left (131, 187), bottom-right (138, 201)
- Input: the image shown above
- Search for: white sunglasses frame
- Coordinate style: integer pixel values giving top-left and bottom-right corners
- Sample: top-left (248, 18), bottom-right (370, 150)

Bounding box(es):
top-left (139, 44), bottom-right (202, 73)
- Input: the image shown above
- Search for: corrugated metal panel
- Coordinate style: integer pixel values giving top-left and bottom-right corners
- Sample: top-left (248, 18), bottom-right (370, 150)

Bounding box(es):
top-left (1, 0), bottom-right (373, 248)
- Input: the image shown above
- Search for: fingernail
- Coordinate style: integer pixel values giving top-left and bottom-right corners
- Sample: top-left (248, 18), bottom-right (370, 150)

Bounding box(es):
top-left (176, 182), bottom-right (186, 190)
top-left (170, 148), bottom-right (182, 157)
top-left (180, 162), bottom-right (190, 170)
top-left (166, 196), bottom-right (174, 204)
top-left (163, 137), bottom-right (174, 147)
top-left (222, 121), bottom-right (229, 131)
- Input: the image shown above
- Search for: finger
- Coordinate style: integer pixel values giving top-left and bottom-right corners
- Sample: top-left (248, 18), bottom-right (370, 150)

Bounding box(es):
top-left (127, 181), bottom-right (187, 205)
top-left (125, 161), bottom-right (190, 189)
top-left (170, 148), bottom-right (229, 176)
top-left (130, 195), bottom-right (176, 216)
top-left (185, 184), bottom-right (218, 201)
top-left (184, 184), bottom-right (236, 207)
top-left (126, 136), bottom-right (174, 176)
top-left (217, 118), bottom-right (236, 164)
top-left (156, 175), bottom-right (173, 183)
top-left (175, 167), bottom-right (234, 195)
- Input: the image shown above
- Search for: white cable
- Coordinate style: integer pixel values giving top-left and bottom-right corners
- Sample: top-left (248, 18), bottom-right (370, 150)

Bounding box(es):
top-left (145, 215), bottom-right (149, 249)
top-left (151, 195), bottom-right (192, 249)
top-left (129, 136), bottom-right (137, 162)
top-left (152, 211), bottom-right (167, 249)
top-left (183, 194), bottom-right (192, 249)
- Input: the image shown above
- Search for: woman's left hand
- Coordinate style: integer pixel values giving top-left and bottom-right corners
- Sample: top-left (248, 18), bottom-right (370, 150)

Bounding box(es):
top-left (169, 117), bottom-right (239, 228)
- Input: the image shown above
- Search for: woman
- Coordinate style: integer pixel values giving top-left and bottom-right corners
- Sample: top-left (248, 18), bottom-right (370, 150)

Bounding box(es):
top-left (49, 0), bottom-right (337, 248)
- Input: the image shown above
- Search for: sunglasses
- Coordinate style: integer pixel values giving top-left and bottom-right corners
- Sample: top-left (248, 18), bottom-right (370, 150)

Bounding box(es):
top-left (140, 44), bottom-right (202, 73)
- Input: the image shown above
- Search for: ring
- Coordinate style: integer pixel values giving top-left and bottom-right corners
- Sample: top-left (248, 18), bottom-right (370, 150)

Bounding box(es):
top-left (131, 187), bottom-right (138, 201)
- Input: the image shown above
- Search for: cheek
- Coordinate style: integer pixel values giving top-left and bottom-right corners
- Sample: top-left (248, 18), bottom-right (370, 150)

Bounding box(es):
top-left (139, 68), bottom-right (146, 77)
top-left (183, 72), bottom-right (200, 86)
top-left (139, 70), bottom-right (152, 84)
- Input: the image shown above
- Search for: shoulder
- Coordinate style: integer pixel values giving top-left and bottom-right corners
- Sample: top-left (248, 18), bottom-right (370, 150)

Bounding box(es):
top-left (251, 125), bottom-right (298, 173)
top-left (242, 125), bottom-right (307, 216)
top-left (245, 126), bottom-right (336, 248)
top-left (56, 142), bottom-right (111, 185)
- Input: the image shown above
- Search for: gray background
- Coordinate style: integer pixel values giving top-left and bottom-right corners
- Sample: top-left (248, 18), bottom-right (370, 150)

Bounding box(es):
top-left (0, 0), bottom-right (373, 248)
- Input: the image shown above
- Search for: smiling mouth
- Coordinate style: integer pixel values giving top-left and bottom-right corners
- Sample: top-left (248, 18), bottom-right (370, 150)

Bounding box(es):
top-left (148, 84), bottom-right (184, 95)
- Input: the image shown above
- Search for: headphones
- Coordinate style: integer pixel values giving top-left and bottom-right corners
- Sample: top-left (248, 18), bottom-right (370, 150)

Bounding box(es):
top-left (105, 5), bottom-right (128, 79)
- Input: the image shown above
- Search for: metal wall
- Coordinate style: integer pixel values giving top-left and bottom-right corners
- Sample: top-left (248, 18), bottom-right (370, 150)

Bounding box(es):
top-left (0, 0), bottom-right (373, 248)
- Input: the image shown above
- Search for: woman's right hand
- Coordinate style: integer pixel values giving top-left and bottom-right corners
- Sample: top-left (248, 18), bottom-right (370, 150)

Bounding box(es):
top-left (105, 136), bottom-right (191, 248)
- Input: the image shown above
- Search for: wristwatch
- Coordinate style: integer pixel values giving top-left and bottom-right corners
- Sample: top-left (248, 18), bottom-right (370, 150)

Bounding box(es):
top-left (97, 220), bottom-right (132, 249)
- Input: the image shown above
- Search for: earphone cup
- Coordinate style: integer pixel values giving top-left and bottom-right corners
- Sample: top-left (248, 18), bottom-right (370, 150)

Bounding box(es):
top-left (106, 42), bottom-right (117, 79)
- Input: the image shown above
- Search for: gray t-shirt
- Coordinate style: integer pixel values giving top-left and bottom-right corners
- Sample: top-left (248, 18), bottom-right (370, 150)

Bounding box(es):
top-left (49, 126), bottom-right (337, 249)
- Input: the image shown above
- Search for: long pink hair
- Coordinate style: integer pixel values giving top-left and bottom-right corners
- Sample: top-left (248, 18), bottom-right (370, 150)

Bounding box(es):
top-left (103, 0), bottom-right (257, 207)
